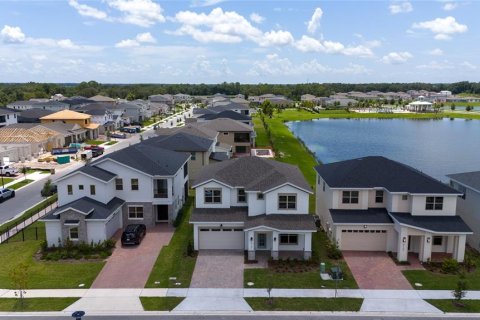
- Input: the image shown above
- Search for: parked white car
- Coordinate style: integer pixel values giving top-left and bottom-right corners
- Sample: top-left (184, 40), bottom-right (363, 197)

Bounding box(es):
top-left (0, 165), bottom-right (18, 177)
top-left (0, 188), bottom-right (15, 202)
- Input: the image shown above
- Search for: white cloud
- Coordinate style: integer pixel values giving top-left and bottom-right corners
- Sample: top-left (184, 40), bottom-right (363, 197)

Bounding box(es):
top-left (57, 39), bottom-right (80, 49)
top-left (381, 51), bottom-right (413, 64)
top-left (171, 8), bottom-right (293, 47)
top-left (115, 39), bottom-right (141, 48)
top-left (443, 2), bottom-right (458, 11)
top-left (307, 7), bottom-right (323, 34)
top-left (412, 16), bottom-right (467, 40)
top-left (107, 0), bottom-right (165, 27)
top-left (416, 60), bottom-right (454, 70)
top-left (190, 0), bottom-right (225, 7)
top-left (428, 48), bottom-right (443, 56)
top-left (115, 32), bottom-right (157, 48)
top-left (136, 32), bottom-right (156, 43)
top-left (1, 25), bottom-right (26, 43)
top-left (250, 12), bottom-right (265, 24)
top-left (389, 2), bottom-right (413, 14)
top-left (460, 61), bottom-right (477, 70)
top-left (68, 0), bottom-right (109, 20)
top-left (294, 35), bottom-right (375, 58)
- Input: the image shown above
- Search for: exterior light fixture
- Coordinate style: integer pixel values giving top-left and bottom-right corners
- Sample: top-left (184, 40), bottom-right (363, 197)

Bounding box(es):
top-left (427, 237), bottom-right (431, 243)
top-left (274, 237), bottom-right (277, 242)
top-left (402, 237), bottom-right (407, 243)
top-left (250, 236), bottom-right (253, 241)
top-left (363, 225), bottom-right (367, 229)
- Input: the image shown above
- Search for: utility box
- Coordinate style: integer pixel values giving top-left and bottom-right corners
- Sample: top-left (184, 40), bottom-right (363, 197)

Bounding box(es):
top-left (320, 262), bottom-right (326, 274)
top-left (56, 155), bottom-right (70, 164)
top-left (331, 266), bottom-right (343, 280)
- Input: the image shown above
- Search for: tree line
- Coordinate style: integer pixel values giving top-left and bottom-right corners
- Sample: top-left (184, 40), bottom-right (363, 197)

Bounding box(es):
top-left (1, 81), bottom-right (480, 106)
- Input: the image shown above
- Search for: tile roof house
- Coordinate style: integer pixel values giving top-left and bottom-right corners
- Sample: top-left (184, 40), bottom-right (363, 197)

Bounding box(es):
top-left (41, 144), bottom-right (190, 247)
top-left (315, 156), bottom-right (471, 262)
top-left (447, 171), bottom-right (480, 251)
top-left (190, 156), bottom-right (316, 260)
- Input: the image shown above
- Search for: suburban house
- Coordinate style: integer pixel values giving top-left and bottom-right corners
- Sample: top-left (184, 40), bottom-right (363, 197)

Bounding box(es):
top-left (17, 109), bottom-right (54, 123)
top-left (197, 110), bottom-right (252, 126)
top-left (40, 110), bottom-right (100, 140)
top-left (149, 94), bottom-right (174, 107)
top-left (0, 108), bottom-right (19, 128)
top-left (7, 100), bottom-right (70, 111)
top-left (447, 171), bottom-right (480, 251)
top-left (209, 102), bottom-right (252, 116)
top-left (89, 95), bottom-right (116, 104)
top-left (117, 102), bottom-right (144, 124)
top-left (315, 156), bottom-right (471, 262)
top-left (41, 143), bottom-right (190, 246)
top-left (174, 93), bottom-right (192, 103)
top-left (190, 156), bottom-right (316, 260)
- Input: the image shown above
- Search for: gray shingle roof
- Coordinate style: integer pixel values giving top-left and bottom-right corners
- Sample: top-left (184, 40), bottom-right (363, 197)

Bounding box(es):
top-left (77, 165), bottom-right (117, 182)
top-left (97, 143), bottom-right (189, 176)
top-left (190, 207), bottom-right (248, 223)
top-left (329, 208), bottom-right (394, 224)
top-left (315, 156), bottom-right (460, 194)
top-left (193, 108), bottom-right (216, 115)
top-left (144, 132), bottom-right (213, 152)
top-left (0, 108), bottom-right (19, 115)
top-left (245, 214), bottom-right (316, 231)
top-left (200, 110), bottom-right (251, 121)
top-left (209, 102), bottom-right (250, 111)
top-left (447, 171), bottom-right (480, 192)
top-left (42, 197), bottom-right (125, 220)
top-left (389, 212), bottom-right (472, 233)
top-left (156, 124), bottom-right (218, 140)
top-left (18, 109), bottom-right (55, 122)
top-left (200, 118), bottom-right (253, 132)
top-left (193, 156), bottom-right (312, 193)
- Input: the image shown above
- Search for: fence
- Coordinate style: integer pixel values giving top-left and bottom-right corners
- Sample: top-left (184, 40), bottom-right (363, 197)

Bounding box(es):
top-left (0, 201), bottom-right (57, 244)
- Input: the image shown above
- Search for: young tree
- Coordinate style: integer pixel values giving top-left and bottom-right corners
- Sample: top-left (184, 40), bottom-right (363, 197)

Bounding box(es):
top-left (10, 263), bottom-right (29, 310)
top-left (453, 274), bottom-right (467, 306)
top-left (450, 103), bottom-right (456, 111)
top-left (260, 100), bottom-right (274, 118)
top-left (21, 166), bottom-right (28, 181)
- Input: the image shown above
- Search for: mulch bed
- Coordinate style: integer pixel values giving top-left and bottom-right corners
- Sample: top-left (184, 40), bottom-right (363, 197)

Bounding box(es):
top-left (268, 260), bottom-right (317, 273)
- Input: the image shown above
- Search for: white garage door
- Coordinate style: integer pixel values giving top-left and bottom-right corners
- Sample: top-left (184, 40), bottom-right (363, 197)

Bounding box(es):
top-left (341, 229), bottom-right (388, 251)
top-left (199, 228), bottom-right (244, 250)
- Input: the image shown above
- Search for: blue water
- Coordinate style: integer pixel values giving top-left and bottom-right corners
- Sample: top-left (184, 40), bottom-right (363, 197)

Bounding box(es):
top-left (286, 118), bottom-right (480, 181)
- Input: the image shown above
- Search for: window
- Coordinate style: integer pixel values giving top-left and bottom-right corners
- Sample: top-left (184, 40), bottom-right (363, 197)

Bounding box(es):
top-left (278, 194), bottom-right (297, 209)
top-left (84, 119), bottom-right (88, 125)
top-left (237, 189), bottom-right (246, 202)
top-left (433, 236), bottom-right (443, 246)
top-left (223, 132), bottom-right (228, 135)
top-left (115, 178), bottom-right (123, 190)
top-left (69, 227), bottom-right (79, 240)
top-left (183, 162), bottom-right (188, 178)
top-left (257, 193), bottom-right (264, 200)
top-left (234, 132), bottom-right (250, 143)
top-left (375, 190), bottom-right (384, 203)
top-left (67, 185), bottom-right (73, 195)
top-left (128, 206), bottom-right (144, 219)
top-left (402, 195), bottom-right (408, 200)
top-left (342, 191), bottom-right (359, 204)
top-left (190, 152), bottom-right (196, 160)
top-left (426, 197), bottom-right (443, 210)
top-left (280, 234), bottom-right (298, 245)
top-left (79, 185), bottom-right (84, 190)
top-left (131, 178), bottom-right (139, 191)
top-left (204, 189), bottom-right (222, 203)
top-left (154, 179), bottom-right (168, 198)
top-left (90, 185), bottom-right (96, 195)
top-left (323, 181), bottom-right (325, 192)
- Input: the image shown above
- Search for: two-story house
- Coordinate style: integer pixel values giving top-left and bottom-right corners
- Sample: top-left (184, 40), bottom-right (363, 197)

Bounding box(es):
top-left (39, 110), bottom-right (100, 140)
top-left (315, 156), bottom-right (471, 262)
top-left (447, 171), bottom-right (480, 251)
top-left (41, 143), bottom-right (190, 246)
top-left (0, 108), bottom-right (19, 128)
top-left (198, 118), bottom-right (255, 155)
top-left (190, 156), bottom-right (316, 260)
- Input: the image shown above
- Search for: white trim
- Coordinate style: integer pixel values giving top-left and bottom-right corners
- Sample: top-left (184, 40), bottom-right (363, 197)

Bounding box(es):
top-left (263, 182), bottom-right (313, 195)
top-left (54, 170), bottom-right (116, 184)
top-left (389, 216), bottom-right (473, 235)
top-left (449, 177), bottom-right (480, 194)
top-left (191, 178), bottom-right (232, 189)
top-left (54, 207), bottom-right (93, 216)
top-left (244, 225), bottom-right (315, 232)
top-left (334, 222), bottom-right (394, 226)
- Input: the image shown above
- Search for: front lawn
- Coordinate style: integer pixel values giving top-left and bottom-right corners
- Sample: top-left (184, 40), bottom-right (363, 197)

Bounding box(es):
top-left (145, 197), bottom-right (196, 288)
top-left (0, 222), bottom-right (105, 289)
top-left (0, 177), bottom-right (14, 185)
top-left (0, 298), bottom-right (79, 312)
top-left (85, 140), bottom-right (104, 146)
top-left (9, 179), bottom-right (34, 190)
top-left (427, 299), bottom-right (480, 313)
top-left (244, 231), bottom-right (357, 289)
top-left (245, 297), bottom-right (363, 311)
top-left (105, 141), bottom-right (118, 146)
top-left (140, 297), bottom-right (184, 311)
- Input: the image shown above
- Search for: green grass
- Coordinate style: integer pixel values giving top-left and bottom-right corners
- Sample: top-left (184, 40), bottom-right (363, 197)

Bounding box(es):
top-left (105, 140), bottom-right (118, 146)
top-left (140, 297), bottom-right (184, 311)
top-left (0, 177), bottom-right (14, 186)
top-left (0, 298), bottom-right (79, 312)
top-left (85, 139), bottom-right (104, 146)
top-left (9, 179), bottom-right (33, 190)
top-left (427, 299), bottom-right (480, 313)
top-left (245, 298), bottom-right (363, 311)
top-left (145, 197), bottom-right (196, 288)
top-left (0, 222), bottom-right (105, 289)
top-left (244, 231), bottom-right (357, 289)
top-left (253, 116), bottom-right (269, 147)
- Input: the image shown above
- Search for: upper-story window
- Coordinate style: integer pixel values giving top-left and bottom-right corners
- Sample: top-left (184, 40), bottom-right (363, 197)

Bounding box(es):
top-left (257, 192), bottom-right (264, 200)
top-left (79, 185), bottom-right (84, 190)
top-left (131, 178), bottom-right (139, 191)
top-left (90, 185), bottom-right (96, 195)
top-left (375, 190), bottom-right (384, 203)
top-left (67, 184), bottom-right (73, 195)
top-left (204, 189), bottom-right (222, 203)
top-left (237, 189), bottom-right (246, 203)
top-left (402, 195), bottom-right (408, 200)
top-left (190, 152), bottom-right (196, 160)
top-left (154, 179), bottom-right (168, 198)
top-left (279, 194), bottom-right (296, 210)
top-left (426, 196), bottom-right (443, 210)
top-left (115, 178), bottom-right (123, 190)
top-left (234, 132), bottom-right (250, 143)
top-left (342, 191), bottom-right (359, 204)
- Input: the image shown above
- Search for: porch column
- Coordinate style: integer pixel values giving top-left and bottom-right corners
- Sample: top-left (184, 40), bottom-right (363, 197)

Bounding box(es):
top-left (247, 231), bottom-right (255, 261)
top-left (446, 236), bottom-right (455, 253)
top-left (420, 233), bottom-right (432, 262)
top-left (304, 233), bottom-right (312, 260)
top-left (271, 231), bottom-right (279, 260)
top-left (454, 235), bottom-right (466, 262)
top-left (396, 227), bottom-right (408, 262)
top-left (193, 225), bottom-right (199, 251)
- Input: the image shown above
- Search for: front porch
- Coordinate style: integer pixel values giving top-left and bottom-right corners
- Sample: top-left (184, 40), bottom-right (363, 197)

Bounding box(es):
top-left (245, 229), bottom-right (312, 261)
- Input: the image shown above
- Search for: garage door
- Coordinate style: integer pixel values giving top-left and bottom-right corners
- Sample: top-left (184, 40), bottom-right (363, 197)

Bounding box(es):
top-left (341, 229), bottom-right (388, 251)
top-left (199, 228), bottom-right (244, 250)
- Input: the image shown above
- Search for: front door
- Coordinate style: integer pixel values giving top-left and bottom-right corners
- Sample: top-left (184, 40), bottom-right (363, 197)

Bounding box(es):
top-left (156, 205), bottom-right (169, 222)
top-left (257, 233), bottom-right (267, 249)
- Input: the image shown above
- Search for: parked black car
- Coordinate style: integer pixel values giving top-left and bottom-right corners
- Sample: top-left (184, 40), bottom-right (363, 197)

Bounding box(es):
top-left (121, 224), bottom-right (146, 245)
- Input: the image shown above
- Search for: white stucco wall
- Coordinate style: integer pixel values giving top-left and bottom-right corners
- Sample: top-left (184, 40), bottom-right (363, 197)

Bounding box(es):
top-left (246, 191), bottom-right (266, 216)
top-left (265, 184), bottom-right (309, 214)
top-left (105, 208), bottom-right (122, 239)
top-left (86, 221), bottom-right (107, 244)
top-left (332, 189), bottom-right (369, 210)
top-left (45, 221), bottom-right (62, 247)
top-left (455, 187), bottom-right (480, 250)
top-left (411, 195), bottom-right (457, 216)
top-left (388, 194), bottom-right (411, 212)
top-left (195, 181), bottom-right (232, 208)
top-left (57, 172), bottom-right (115, 206)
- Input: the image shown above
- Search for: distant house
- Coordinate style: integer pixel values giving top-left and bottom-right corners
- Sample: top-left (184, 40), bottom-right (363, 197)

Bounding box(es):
top-left (174, 93), bottom-right (192, 104)
top-left (40, 110), bottom-right (100, 140)
top-left (89, 95), bottom-right (116, 104)
top-left (149, 94), bottom-right (174, 107)
top-left (447, 171), bottom-right (480, 251)
top-left (406, 100), bottom-right (433, 112)
top-left (17, 109), bottom-right (55, 123)
top-left (209, 102), bottom-right (253, 116)
top-left (117, 102), bottom-right (144, 124)
top-left (325, 98), bottom-right (357, 107)
top-left (7, 100), bottom-right (70, 111)
top-left (0, 108), bottom-right (19, 128)
top-left (198, 110), bottom-right (252, 126)
top-left (199, 118), bottom-right (255, 155)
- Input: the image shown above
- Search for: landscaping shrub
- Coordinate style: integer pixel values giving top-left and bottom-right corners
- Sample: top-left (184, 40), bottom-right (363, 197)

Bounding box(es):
top-left (40, 239), bottom-right (115, 261)
top-left (326, 241), bottom-right (342, 260)
top-left (463, 252), bottom-right (476, 272)
top-left (185, 240), bottom-right (194, 257)
top-left (442, 258), bottom-right (460, 274)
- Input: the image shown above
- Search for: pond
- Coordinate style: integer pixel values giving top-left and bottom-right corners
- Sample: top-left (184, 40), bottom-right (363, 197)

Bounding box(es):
top-left (286, 118), bottom-right (480, 181)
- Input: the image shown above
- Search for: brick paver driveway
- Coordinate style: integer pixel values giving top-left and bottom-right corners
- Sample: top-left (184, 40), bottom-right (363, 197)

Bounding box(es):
top-left (343, 251), bottom-right (412, 289)
top-left (190, 250), bottom-right (244, 288)
top-left (92, 224), bottom-right (174, 288)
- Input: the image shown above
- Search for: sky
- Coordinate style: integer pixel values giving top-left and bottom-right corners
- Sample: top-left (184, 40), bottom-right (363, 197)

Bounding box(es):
top-left (0, 0), bottom-right (478, 84)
